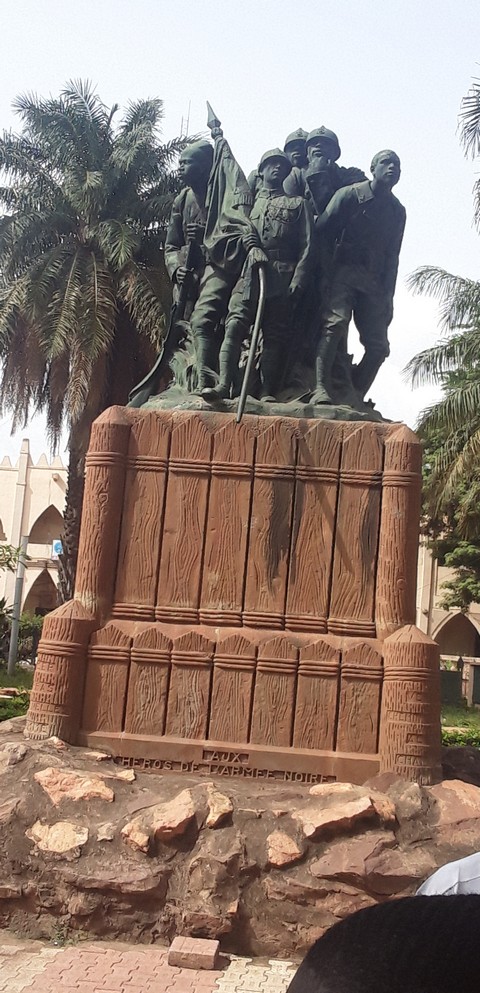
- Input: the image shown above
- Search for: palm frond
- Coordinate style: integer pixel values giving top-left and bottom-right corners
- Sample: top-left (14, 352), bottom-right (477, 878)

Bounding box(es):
top-left (117, 260), bottom-right (169, 345)
top-left (404, 331), bottom-right (480, 387)
top-left (459, 77), bottom-right (480, 159)
top-left (94, 220), bottom-right (140, 269)
top-left (417, 380), bottom-right (480, 438)
top-left (61, 80), bottom-right (110, 132)
top-left (407, 266), bottom-right (480, 331)
top-left (120, 98), bottom-right (164, 135)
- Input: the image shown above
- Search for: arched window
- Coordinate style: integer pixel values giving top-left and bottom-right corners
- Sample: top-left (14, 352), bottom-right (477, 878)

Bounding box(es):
top-left (29, 505), bottom-right (64, 545)
top-left (23, 569), bottom-right (59, 615)
top-left (434, 613), bottom-right (480, 658)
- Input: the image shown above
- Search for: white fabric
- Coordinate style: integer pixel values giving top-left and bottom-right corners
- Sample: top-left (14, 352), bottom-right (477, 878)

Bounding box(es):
top-left (417, 852), bottom-right (480, 896)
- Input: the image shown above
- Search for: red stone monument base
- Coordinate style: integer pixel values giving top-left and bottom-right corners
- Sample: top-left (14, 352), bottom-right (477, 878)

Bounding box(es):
top-left (26, 406), bottom-right (442, 785)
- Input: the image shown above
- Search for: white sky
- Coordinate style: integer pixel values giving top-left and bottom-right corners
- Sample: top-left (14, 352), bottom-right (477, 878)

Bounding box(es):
top-left (1, 0), bottom-right (480, 462)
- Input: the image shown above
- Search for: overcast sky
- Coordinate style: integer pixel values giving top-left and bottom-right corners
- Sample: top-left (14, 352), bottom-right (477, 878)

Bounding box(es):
top-left (1, 0), bottom-right (480, 462)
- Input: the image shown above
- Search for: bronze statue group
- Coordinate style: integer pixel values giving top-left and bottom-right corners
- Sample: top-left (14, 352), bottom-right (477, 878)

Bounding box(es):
top-left (130, 121), bottom-right (405, 412)
top-left (144, 122), bottom-right (406, 414)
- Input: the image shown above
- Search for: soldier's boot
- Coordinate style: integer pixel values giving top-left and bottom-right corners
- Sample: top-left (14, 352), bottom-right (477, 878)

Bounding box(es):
top-left (193, 334), bottom-right (217, 394)
top-left (260, 343), bottom-right (282, 402)
top-left (310, 334), bottom-right (335, 405)
top-left (352, 348), bottom-right (387, 400)
top-left (201, 333), bottom-right (241, 402)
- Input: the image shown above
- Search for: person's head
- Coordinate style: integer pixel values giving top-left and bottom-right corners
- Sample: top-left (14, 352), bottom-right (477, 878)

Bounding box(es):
top-left (306, 127), bottom-right (341, 165)
top-left (258, 148), bottom-right (292, 189)
top-left (370, 149), bottom-right (401, 190)
top-left (178, 141), bottom-right (214, 187)
top-left (286, 895), bottom-right (480, 993)
top-left (284, 128), bottom-right (308, 169)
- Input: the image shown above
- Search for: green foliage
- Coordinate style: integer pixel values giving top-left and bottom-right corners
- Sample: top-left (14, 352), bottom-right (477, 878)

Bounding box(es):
top-left (438, 541), bottom-right (480, 610)
top-left (0, 664), bottom-right (33, 722)
top-left (442, 726), bottom-right (480, 747)
top-left (406, 76), bottom-right (480, 612)
top-left (17, 611), bottom-right (43, 663)
top-left (0, 80), bottom-right (186, 444)
top-left (441, 702), bottom-right (480, 746)
top-left (0, 544), bottom-right (21, 572)
top-left (0, 692), bottom-right (29, 722)
top-left (0, 596), bottom-right (12, 660)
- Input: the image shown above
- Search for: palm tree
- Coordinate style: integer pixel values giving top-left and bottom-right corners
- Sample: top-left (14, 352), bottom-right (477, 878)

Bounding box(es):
top-left (0, 81), bottom-right (186, 598)
top-left (405, 76), bottom-right (480, 534)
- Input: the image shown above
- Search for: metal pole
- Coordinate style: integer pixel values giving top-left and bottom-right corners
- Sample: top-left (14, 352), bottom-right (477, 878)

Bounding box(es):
top-left (236, 265), bottom-right (267, 424)
top-left (7, 535), bottom-right (28, 676)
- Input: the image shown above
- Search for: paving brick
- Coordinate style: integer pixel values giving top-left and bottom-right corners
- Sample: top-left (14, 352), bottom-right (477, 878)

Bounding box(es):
top-left (195, 972), bottom-right (224, 985)
top-left (168, 936), bottom-right (219, 971)
top-left (166, 982), bottom-right (199, 993)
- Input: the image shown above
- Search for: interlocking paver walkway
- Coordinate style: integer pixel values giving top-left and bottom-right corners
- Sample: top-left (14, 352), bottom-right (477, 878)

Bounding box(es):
top-left (0, 938), bottom-right (296, 993)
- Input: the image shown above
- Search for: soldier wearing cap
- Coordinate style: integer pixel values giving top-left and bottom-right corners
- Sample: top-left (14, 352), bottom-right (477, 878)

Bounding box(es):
top-left (311, 150), bottom-right (406, 405)
top-left (202, 148), bottom-right (314, 402)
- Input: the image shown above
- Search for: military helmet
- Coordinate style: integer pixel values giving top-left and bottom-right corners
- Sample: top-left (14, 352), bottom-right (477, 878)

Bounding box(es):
top-left (284, 128), bottom-right (308, 151)
top-left (258, 148), bottom-right (292, 175)
top-left (306, 126), bottom-right (341, 161)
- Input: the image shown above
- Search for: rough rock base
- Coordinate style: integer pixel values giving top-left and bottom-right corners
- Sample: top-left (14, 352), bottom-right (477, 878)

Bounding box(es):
top-left (0, 718), bottom-right (477, 957)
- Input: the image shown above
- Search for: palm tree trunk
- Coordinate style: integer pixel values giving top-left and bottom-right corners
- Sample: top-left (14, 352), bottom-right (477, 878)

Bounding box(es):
top-left (58, 441), bottom-right (86, 602)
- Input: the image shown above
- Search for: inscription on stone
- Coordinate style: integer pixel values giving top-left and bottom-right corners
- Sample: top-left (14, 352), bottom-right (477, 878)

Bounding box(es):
top-left (114, 754), bottom-right (336, 784)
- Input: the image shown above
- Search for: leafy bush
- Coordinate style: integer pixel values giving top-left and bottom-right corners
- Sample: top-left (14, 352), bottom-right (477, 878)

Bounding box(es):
top-left (0, 691), bottom-right (30, 721)
top-left (442, 727), bottom-right (480, 747)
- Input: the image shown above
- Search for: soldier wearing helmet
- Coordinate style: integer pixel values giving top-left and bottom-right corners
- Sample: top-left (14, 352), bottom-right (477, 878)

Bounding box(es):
top-left (284, 127), bottom-right (308, 170)
top-left (248, 127), bottom-right (308, 197)
top-left (284, 126), bottom-right (366, 216)
top-left (202, 148), bottom-right (314, 403)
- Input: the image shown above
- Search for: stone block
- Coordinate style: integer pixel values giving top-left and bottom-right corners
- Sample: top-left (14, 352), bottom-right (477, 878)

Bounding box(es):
top-left (167, 936), bottom-right (219, 970)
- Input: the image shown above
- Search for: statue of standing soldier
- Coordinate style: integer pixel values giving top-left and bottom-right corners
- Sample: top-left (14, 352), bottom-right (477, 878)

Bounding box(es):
top-left (311, 149), bottom-right (406, 405)
top-left (203, 148), bottom-right (314, 402)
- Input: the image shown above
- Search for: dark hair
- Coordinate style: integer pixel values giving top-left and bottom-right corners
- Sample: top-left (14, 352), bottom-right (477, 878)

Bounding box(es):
top-left (286, 896), bottom-right (479, 993)
top-left (182, 140), bottom-right (214, 174)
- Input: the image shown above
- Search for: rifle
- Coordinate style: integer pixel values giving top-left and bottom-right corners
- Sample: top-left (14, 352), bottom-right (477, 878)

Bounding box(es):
top-left (127, 240), bottom-right (197, 408)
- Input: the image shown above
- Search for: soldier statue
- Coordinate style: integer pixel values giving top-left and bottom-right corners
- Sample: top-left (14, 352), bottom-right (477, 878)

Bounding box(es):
top-left (283, 127), bottom-right (308, 170)
top-left (311, 150), bottom-right (406, 405)
top-left (166, 139), bottom-right (251, 393)
top-left (202, 148), bottom-right (314, 403)
top-left (165, 141), bottom-right (213, 316)
top-left (248, 127), bottom-right (308, 199)
top-left (284, 126), bottom-right (366, 215)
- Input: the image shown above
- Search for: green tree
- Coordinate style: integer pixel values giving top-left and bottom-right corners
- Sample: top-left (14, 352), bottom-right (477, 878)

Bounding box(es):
top-left (406, 76), bottom-right (480, 611)
top-left (0, 544), bottom-right (21, 573)
top-left (0, 81), bottom-right (185, 598)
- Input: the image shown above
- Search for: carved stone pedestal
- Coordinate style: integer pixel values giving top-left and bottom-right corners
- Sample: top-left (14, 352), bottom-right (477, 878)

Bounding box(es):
top-left (26, 406), bottom-right (442, 785)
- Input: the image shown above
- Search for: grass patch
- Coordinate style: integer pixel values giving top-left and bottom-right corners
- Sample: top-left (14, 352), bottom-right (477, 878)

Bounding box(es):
top-left (0, 666), bottom-right (34, 691)
top-left (0, 663), bottom-right (33, 721)
top-left (442, 702), bottom-right (480, 747)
